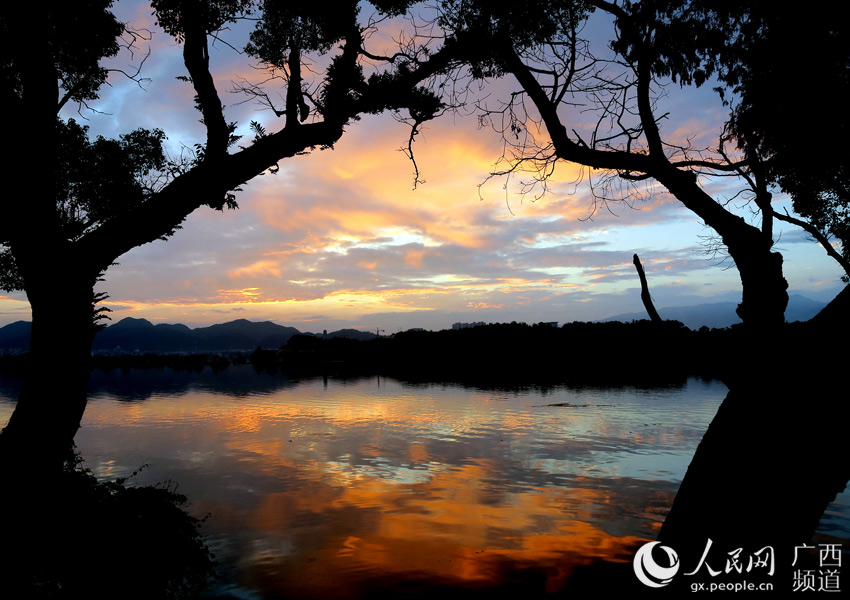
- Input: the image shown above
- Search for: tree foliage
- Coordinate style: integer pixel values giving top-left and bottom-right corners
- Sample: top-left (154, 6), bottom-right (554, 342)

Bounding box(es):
top-left (722, 6), bottom-right (850, 268)
top-left (1, 117), bottom-right (167, 291)
top-left (2, 454), bottom-right (216, 598)
top-left (0, 0), bottom-right (451, 296)
top-left (151, 0), bottom-right (255, 41)
top-left (55, 120), bottom-right (167, 240)
top-left (435, 0), bottom-right (592, 78)
top-left (2, 0), bottom-right (844, 325)
top-left (0, 0), bottom-right (460, 469)
top-left (614, 0), bottom-right (850, 271)
top-left (0, 1), bottom-right (123, 109)
top-left (434, 0), bottom-right (847, 327)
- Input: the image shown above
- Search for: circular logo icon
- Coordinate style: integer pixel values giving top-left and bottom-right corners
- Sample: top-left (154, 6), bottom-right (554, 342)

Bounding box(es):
top-left (633, 541), bottom-right (680, 588)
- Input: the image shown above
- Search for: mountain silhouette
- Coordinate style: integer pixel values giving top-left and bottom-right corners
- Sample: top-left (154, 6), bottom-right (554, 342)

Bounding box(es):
top-left (0, 294), bottom-right (828, 353)
top-left (0, 318), bottom-right (303, 354)
top-left (92, 318), bottom-right (304, 353)
top-left (0, 321), bottom-right (32, 352)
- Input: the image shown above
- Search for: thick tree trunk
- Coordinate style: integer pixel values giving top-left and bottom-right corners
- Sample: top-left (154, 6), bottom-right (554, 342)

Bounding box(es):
top-left (0, 270), bottom-right (97, 469)
top-left (729, 243), bottom-right (789, 330)
top-left (506, 48), bottom-right (791, 330)
top-left (658, 318), bottom-right (847, 588)
top-left (656, 169), bottom-right (790, 331)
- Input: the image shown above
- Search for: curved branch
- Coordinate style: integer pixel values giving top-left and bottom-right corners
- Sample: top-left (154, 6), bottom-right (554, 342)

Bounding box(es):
top-left (669, 158), bottom-right (747, 172)
top-left (773, 210), bottom-right (850, 278)
top-left (635, 62), bottom-right (664, 158)
top-left (76, 33), bottom-right (460, 273)
top-left (77, 118), bottom-right (345, 272)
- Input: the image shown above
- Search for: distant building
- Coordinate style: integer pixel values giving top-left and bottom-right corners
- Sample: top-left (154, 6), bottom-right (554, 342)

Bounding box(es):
top-left (452, 322), bottom-right (487, 330)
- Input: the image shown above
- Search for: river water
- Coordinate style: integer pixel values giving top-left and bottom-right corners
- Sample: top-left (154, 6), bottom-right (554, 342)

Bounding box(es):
top-left (1, 369), bottom-right (846, 597)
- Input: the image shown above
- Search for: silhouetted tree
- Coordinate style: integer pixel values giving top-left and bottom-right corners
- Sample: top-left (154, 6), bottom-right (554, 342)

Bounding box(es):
top-left (433, 0), bottom-right (849, 578)
top-left (702, 2), bottom-right (850, 279)
top-left (435, 0), bottom-right (849, 328)
top-left (0, 0), bottom-right (456, 464)
top-left (604, 1), bottom-right (850, 281)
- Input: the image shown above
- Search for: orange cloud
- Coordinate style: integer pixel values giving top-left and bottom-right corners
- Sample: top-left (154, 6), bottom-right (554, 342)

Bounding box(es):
top-left (229, 260), bottom-right (283, 279)
top-left (404, 249), bottom-right (425, 268)
top-left (467, 302), bottom-right (505, 309)
top-left (357, 260), bottom-right (379, 271)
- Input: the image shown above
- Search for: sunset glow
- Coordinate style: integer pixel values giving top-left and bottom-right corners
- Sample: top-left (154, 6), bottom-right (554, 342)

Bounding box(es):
top-left (29, 375), bottom-right (726, 598)
top-left (0, 1), bottom-right (843, 333)
top-left (2, 4), bottom-right (847, 599)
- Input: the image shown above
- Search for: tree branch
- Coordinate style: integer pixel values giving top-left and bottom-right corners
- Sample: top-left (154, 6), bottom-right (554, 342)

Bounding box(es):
top-left (76, 31), bottom-right (459, 273)
top-left (501, 42), bottom-right (767, 257)
top-left (182, 16), bottom-right (230, 159)
top-left (772, 210), bottom-right (850, 279)
top-left (634, 253), bottom-right (662, 323)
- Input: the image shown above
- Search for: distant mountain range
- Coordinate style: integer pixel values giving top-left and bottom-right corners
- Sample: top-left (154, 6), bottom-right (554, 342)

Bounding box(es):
top-left (599, 294), bottom-right (826, 330)
top-left (0, 317), bottom-right (376, 354)
top-left (0, 294), bottom-right (829, 353)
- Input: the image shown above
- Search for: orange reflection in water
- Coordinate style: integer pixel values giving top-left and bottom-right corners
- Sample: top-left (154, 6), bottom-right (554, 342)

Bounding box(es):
top-left (239, 456), bottom-right (656, 597)
top-left (66, 375), bottom-right (725, 597)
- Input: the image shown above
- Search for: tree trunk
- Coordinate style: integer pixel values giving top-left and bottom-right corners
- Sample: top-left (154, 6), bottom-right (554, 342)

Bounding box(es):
top-left (729, 243), bottom-right (789, 330)
top-left (655, 169), bottom-right (790, 330)
top-left (658, 320), bottom-right (848, 588)
top-left (0, 269), bottom-right (97, 470)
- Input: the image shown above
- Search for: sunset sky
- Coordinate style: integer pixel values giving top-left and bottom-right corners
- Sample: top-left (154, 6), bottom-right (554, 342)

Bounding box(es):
top-left (0, 2), bottom-right (844, 331)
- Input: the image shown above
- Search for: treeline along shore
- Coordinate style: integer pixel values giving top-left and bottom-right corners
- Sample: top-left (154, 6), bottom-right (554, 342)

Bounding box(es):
top-left (0, 319), bottom-right (795, 387)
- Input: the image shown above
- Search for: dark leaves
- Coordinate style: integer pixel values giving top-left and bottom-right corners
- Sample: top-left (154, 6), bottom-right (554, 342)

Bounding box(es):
top-left (0, 1), bottom-right (124, 106)
top-left (152, 0), bottom-right (255, 40)
top-left (55, 119), bottom-right (167, 239)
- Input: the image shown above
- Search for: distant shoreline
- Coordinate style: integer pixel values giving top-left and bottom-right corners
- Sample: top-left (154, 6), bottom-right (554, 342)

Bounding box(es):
top-left (0, 319), bottom-right (762, 387)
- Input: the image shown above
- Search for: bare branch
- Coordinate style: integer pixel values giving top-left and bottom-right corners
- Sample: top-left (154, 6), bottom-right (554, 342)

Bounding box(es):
top-left (773, 210), bottom-right (850, 278)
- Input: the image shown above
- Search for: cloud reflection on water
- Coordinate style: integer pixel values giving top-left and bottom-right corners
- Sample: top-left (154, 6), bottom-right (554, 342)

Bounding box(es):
top-left (23, 372), bottom-right (727, 597)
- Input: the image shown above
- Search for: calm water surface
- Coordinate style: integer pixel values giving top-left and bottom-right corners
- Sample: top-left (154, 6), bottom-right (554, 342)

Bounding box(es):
top-left (1, 369), bottom-right (847, 597)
